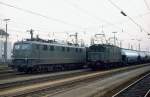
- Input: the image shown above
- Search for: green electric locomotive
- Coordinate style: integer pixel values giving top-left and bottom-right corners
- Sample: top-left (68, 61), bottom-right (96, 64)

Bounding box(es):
top-left (87, 44), bottom-right (122, 69)
top-left (11, 38), bottom-right (86, 73)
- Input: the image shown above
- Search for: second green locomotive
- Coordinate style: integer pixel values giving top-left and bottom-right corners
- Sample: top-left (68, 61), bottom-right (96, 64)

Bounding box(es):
top-left (87, 44), bottom-right (122, 69)
top-left (87, 44), bottom-right (150, 70)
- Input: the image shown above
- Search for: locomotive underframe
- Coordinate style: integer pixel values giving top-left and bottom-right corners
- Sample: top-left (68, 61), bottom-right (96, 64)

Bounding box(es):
top-left (11, 59), bottom-right (85, 73)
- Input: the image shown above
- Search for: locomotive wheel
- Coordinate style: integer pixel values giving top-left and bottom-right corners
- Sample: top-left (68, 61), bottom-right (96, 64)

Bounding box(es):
top-left (35, 66), bottom-right (41, 73)
top-left (54, 64), bottom-right (63, 71)
top-left (47, 66), bottom-right (53, 72)
top-left (95, 62), bottom-right (102, 69)
top-left (25, 67), bottom-right (33, 74)
top-left (17, 67), bottom-right (24, 72)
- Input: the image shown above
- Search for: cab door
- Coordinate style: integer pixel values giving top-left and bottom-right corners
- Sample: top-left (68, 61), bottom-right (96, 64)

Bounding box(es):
top-left (32, 44), bottom-right (40, 64)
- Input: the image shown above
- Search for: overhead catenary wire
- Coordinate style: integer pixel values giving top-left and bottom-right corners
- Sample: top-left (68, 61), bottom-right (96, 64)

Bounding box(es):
top-left (64, 0), bottom-right (128, 45)
top-left (64, 0), bottom-right (144, 40)
top-left (1, 1), bottom-right (149, 37)
top-left (0, 1), bottom-right (84, 30)
top-left (107, 0), bottom-right (150, 35)
top-left (114, 11), bottom-right (150, 25)
top-left (0, 18), bottom-right (80, 42)
top-left (0, 17), bottom-right (47, 32)
top-left (0, 18), bottom-right (86, 44)
top-left (0, 17), bottom-right (81, 37)
top-left (107, 0), bottom-right (123, 11)
top-left (64, 0), bottom-right (124, 31)
top-left (144, 0), bottom-right (150, 11)
top-left (107, 11), bottom-right (150, 38)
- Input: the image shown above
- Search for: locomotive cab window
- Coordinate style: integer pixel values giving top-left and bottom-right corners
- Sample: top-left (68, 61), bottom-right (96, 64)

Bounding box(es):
top-left (90, 45), bottom-right (105, 52)
top-left (14, 43), bottom-right (31, 50)
top-left (14, 44), bottom-right (21, 50)
top-left (22, 44), bottom-right (31, 50)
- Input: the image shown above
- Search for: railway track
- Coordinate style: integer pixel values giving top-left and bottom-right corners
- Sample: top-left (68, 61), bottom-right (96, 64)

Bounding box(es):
top-left (0, 64), bottom-right (14, 74)
top-left (0, 66), bottom-right (89, 80)
top-left (0, 69), bottom-right (90, 90)
top-left (112, 72), bottom-right (150, 97)
top-left (0, 65), bottom-right (18, 79)
top-left (0, 64), bottom-right (145, 89)
top-left (0, 64), bottom-right (149, 97)
top-left (0, 69), bottom-right (14, 73)
top-left (0, 72), bottom-right (20, 79)
top-left (0, 64), bottom-right (10, 70)
top-left (45, 65), bottom-right (150, 97)
top-left (0, 65), bottom-right (23, 79)
top-left (0, 64), bottom-right (8, 68)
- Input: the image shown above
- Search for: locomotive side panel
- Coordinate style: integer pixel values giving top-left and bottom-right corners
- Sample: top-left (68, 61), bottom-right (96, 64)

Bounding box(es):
top-left (11, 40), bottom-right (86, 73)
top-left (87, 44), bottom-right (122, 69)
top-left (36, 44), bottom-right (86, 65)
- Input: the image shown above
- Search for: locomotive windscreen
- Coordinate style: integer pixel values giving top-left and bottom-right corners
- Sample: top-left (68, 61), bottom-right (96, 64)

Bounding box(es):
top-left (14, 43), bottom-right (31, 50)
top-left (89, 45), bottom-right (106, 52)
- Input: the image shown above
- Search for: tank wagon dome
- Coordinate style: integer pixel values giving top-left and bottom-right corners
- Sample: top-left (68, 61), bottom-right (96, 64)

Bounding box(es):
top-left (138, 51), bottom-right (147, 57)
top-left (121, 49), bottom-right (139, 57)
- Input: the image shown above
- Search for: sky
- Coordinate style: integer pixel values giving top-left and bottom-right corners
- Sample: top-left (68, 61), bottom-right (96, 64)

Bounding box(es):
top-left (0, 0), bottom-right (150, 51)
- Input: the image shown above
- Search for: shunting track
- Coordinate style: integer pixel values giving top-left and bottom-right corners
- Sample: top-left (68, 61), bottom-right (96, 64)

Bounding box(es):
top-left (112, 72), bottom-right (150, 97)
top-left (0, 65), bottom-right (26, 80)
top-left (0, 64), bottom-right (149, 97)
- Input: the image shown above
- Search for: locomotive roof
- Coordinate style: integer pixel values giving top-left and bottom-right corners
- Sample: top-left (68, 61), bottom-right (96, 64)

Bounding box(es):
top-left (90, 44), bottom-right (119, 48)
top-left (15, 39), bottom-right (85, 48)
top-left (90, 44), bottom-right (150, 54)
top-left (121, 48), bottom-right (149, 53)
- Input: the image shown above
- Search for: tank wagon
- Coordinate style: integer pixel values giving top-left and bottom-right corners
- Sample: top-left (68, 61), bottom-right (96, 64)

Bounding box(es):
top-left (121, 49), bottom-right (139, 64)
top-left (122, 49), bottom-right (150, 64)
top-left (138, 51), bottom-right (150, 63)
top-left (10, 38), bottom-right (86, 73)
top-left (87, 44), bottom-right (150, 70)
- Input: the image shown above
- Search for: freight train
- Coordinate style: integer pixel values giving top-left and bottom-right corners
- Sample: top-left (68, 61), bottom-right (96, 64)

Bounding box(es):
top-left (10, 38), bottom-right (150, 73)
top-left (87, 44), bottom-right (150, 70)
